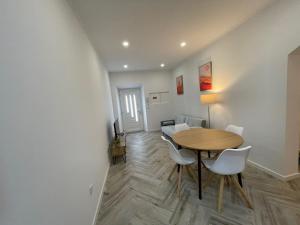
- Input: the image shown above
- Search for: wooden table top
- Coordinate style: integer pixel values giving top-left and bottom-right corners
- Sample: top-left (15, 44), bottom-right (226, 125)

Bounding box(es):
top-left (172, 128), bottom-right (244, 151)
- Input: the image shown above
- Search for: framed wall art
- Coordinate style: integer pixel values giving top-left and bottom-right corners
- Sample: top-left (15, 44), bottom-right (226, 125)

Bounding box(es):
top-left (176, 75), bottom-right (184, 95)
top-left (199, 62), bottom-right (212, 91)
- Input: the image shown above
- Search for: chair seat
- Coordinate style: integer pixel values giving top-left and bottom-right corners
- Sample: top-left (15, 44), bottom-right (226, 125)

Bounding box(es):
top-left (202, 159), bottom-right (215, 169)
top-left (202, 158), bottom-right (243, 175)
top-left (161, 135), bottom-right (196, 166)
top-left (161, 125), bottom-right (176, 137)
top-left (178, 149), bottom-right (196, 165)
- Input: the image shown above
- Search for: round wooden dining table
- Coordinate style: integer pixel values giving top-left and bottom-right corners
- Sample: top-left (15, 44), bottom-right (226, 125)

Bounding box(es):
top-left (172, 128), bottom-right (244, 200)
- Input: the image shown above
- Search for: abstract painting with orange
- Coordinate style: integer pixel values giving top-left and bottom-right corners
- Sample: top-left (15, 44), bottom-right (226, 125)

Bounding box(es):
top-left (176, 75), bottom-right (184, 95)
top-left (199, 62), bottom-right (212, 91)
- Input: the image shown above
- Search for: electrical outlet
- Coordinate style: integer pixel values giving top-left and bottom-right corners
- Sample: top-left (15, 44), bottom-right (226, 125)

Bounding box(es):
top-left (89, 184), bottom-right (94, 195)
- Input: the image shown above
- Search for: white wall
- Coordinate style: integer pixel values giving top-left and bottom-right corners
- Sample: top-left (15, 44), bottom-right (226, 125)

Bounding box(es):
top-left (171, 0), bottom-right (300, 177)
top-left (110, 70), bottom-right (174, 131)
top-left (0, 1), bottom-right (114, 225)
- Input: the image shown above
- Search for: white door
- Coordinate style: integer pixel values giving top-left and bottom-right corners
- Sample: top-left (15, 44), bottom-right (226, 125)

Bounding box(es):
top-left (119, 88), bottom-right (144, 132)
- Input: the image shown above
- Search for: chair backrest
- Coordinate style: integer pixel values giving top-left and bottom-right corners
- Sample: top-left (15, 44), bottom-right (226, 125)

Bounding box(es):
top-left (225, 124), bottom-right (244, 136)
top-left (175, 115), bottom-right (186, 124)
top-left (186, 116), bottom-right (203, 128)
top-left (161, 136), bottom-right (185, 164)
top-left (175, 123), bottom-right (190, 132)
top-left (210, 146), bottom-right (252, 175)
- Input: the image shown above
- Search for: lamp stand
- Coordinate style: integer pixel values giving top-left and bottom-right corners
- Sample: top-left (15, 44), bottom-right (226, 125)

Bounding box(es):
top-left (207, 104), bottom-right (211, 128)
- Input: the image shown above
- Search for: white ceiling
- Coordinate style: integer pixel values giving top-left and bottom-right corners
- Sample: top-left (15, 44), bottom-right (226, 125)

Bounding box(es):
top-left (68, 0), bottom-right (275, 72)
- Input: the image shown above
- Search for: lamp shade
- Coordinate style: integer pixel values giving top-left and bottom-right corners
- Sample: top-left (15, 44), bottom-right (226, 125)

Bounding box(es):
top-left (200, 93), bottom-right (218, 105)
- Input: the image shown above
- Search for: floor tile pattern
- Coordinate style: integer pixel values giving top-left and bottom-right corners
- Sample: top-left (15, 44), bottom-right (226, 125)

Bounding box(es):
top-left (97, 132), bottom-right (300, 225)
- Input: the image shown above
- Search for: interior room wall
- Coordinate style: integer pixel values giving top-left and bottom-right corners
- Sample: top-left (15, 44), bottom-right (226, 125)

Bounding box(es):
top-left (0, 1), bottom-right (114, 225)
top-left (285, 48), bottom-right (300, 174)
top-left (110, 70), bottom-right (174, 132)
top-left (171, 0), bottom-right (300, 177)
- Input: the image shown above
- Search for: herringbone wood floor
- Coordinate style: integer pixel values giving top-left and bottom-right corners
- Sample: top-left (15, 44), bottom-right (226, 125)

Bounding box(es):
top-left (97, 132), bottom-right (300, 225)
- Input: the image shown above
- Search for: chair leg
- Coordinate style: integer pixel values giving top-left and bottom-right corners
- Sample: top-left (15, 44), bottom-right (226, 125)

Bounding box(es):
top-left (238, 173), bottom-right (243, 187)
top-left (224, 176), bottom-right (231, 186)
top-left (203, 171), bottom-right (214, 190)
top-left (177, 165), bottom-right (182, 198)
top-left (168, 164), bottom-right (177, 180)
top-left (208, 151), bottom-right (211, 158)
top-left (217, 176), bottom-right (225, 213)
top-left (229, 176), bottom-right (253, 209)
top-left (186, 165), bottom-right (198, 183)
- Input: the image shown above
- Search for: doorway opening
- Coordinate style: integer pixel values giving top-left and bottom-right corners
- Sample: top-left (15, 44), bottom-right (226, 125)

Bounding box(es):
top-left (118, 87), bottom-right (145, 133)
top-left (286, 47), bottom-right (300, 173)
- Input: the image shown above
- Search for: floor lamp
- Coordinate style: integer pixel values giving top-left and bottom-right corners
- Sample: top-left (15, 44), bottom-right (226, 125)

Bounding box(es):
top-left (200, 93), bottom-right (218, 128)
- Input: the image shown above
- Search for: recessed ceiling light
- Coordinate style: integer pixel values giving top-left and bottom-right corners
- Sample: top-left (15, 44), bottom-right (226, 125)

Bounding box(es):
top-left (160, 63), bottom-right (165, 68)
top-left (123, 64), bottom-right (128, 69)
top-left (122, 41), bottom-right (130, 48)
top-left (180, 42), bottom-right (187, 47)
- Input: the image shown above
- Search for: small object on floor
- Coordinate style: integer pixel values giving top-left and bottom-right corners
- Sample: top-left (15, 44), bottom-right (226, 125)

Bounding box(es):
top-left (111, 137), bottom-right (126, 164)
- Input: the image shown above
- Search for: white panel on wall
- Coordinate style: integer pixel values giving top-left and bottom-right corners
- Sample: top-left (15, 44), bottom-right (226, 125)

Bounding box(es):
top-left (149, 91), bottom-right (169, 104)
top-left (149, 93), bottom-right (161, 104)
top-left (160, 92), bottom-right (170, 103)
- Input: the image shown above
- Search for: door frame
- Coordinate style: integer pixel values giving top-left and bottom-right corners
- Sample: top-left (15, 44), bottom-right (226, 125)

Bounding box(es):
top-left (117, 87), bottom-right (147, 133)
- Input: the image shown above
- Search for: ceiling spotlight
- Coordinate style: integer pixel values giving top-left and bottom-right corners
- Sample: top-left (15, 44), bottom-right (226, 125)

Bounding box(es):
top-left (122, 41), bottom-right (130, 48)
top-left (123, 64), bottom-right (128, 69)
top-left (160, 63), bottom-right (165, 68)
top-left (180, 42), bottom-right (187, 47)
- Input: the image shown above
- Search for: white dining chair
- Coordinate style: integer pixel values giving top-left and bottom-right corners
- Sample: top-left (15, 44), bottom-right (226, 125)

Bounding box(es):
top-left (202, 146), bottom-right (253, 213)
top-left (225, 124), bottom-right (244, 136)
top-left (225, 124), bottom-right (244, 186)
top-left (161, 136), bottom-right (197, 198)
top-left (175, 123), bottom-right (190, 132)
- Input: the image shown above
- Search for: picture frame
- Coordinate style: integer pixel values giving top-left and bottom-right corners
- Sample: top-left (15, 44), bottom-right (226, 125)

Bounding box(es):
top-left (199, 62), bottom-right (212, 91)
top-left (176, 75), bottom-right (184, 95)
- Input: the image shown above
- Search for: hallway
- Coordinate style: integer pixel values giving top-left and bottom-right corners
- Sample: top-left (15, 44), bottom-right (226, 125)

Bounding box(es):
top-left (2, 1), bottom-right (300, 224)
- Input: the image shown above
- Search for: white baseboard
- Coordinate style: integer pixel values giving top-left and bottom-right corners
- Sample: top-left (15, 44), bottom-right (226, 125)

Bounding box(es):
top-left (247, 160), bottom-right (300, 181)
top-left (92, 166), bottom-right (110, 225)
